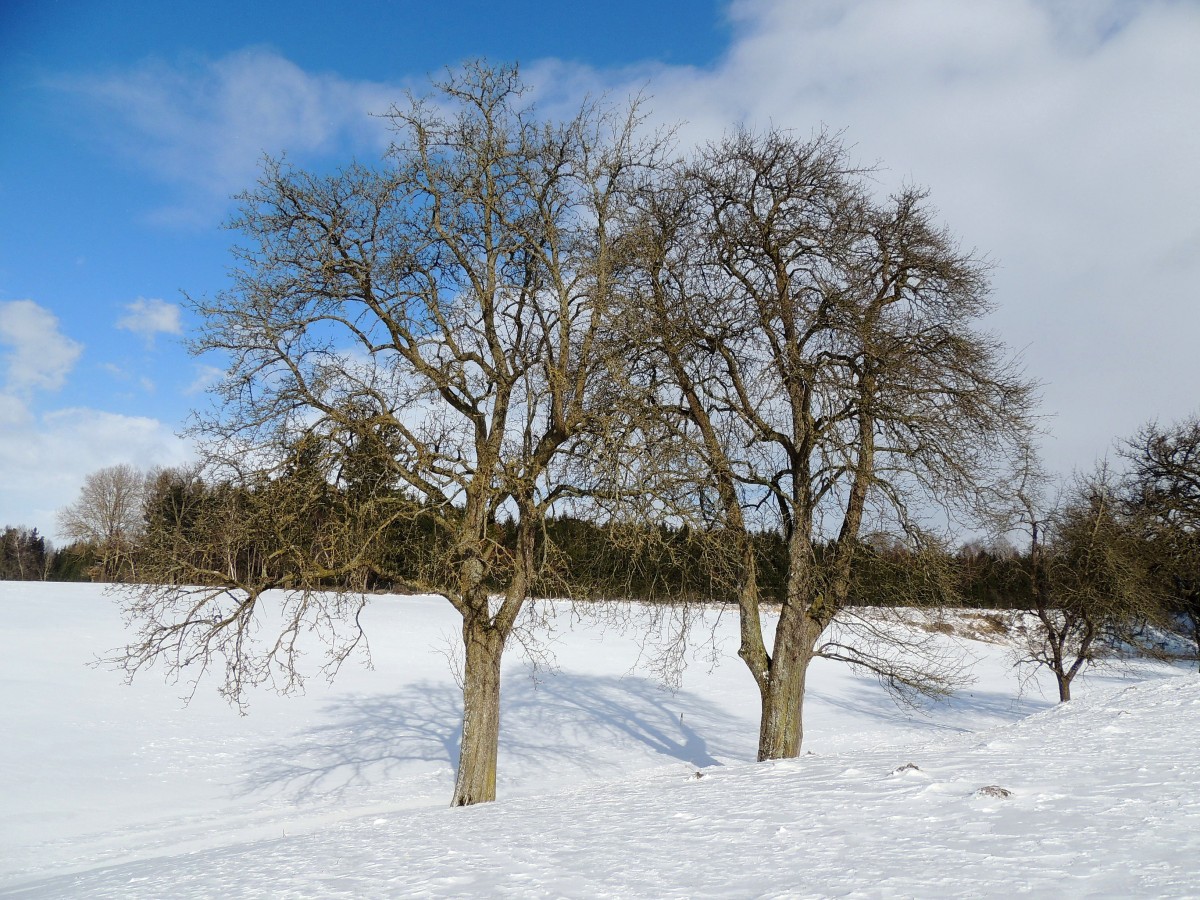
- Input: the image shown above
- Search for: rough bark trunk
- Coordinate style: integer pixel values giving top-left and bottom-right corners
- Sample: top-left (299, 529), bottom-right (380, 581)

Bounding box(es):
top-left (451, 618), bottom-right (505, 806)
top-left (756, 607), bottom-right (821, 760)
top-left (1056, 621), bottom-right (1094, 703)
top-left (756, 650), bottom-right (814, 759)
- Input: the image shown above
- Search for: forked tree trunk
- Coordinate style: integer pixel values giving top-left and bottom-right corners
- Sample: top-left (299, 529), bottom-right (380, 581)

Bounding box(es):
top-left (451, 618), bottom-right (506, 806)
top-left (1053, 621), bottom-right (1094, 703)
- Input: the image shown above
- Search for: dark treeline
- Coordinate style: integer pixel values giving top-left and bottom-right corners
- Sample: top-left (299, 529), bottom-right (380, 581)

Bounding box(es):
top-left (23, 456), bottom-right (1189, 626)
top-left (25, 459), bottom-right (1048, 612)
top-left (0, 525), bottom-right (93, 582)
top-left (48, 407), bottom-right (1197, 716)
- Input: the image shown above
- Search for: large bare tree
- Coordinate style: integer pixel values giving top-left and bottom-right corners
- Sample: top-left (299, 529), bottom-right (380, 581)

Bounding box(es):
top-left (626, 129), bottom-right (1036, 758)
top-left (117, 62), bottom-right (657, 805)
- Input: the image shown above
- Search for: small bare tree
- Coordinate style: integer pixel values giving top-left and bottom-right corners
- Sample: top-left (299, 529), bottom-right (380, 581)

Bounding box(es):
top-left (57, 463), bottom-right (146, 581)
top-left (116, 62), bottom-right (660, 806)
top-left (625, 129), bottom-right (1035, 759)
top-left (1122, 415), bottom-right (1200, 666)
top-left (1006, 459), bottom-right (1161, 701)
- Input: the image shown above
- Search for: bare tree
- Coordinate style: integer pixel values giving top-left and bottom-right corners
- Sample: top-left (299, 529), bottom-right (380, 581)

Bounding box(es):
top-left (1005, 459), bottom-right (1161, 701)
top-left (625, 129), bottom-right (1035, 759)
top-left (57, 463), bottom-right (146, 581)
top-left (1121, 415), bottom-right (1200, 667)
top-left (116, 62), bottom-right (659, 806)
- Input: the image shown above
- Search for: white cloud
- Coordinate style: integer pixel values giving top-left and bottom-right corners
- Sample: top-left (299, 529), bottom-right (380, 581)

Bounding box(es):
top-left (185, 364), bottom-right (224, 396)
top-left (526, 0), bottom-right (1200, 475)
top-left (0, 393), bottom-right (31, 428)
top-left (0, 300), bottom-right (83, 395)
top-left (0, 406), bottom-right (191, 541)
top-left (58, 5), bottom-right (1200, 477)
top-left (0, 301), bottom-right (186, 536)
top-left (63, 48), bottom-right (403, 223)
top-left (116, 297), bottom-right (182, 342)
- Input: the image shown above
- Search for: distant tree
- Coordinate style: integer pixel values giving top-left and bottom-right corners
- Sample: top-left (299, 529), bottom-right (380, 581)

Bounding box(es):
top-left (1122, 415), bottom-right (1200, 667)
top-left (955, 542), bottom-right (1019, 610)
top-left (46, 541), bottom-right (94, 582)
top-left (57, 464), bottom-right (146, 581)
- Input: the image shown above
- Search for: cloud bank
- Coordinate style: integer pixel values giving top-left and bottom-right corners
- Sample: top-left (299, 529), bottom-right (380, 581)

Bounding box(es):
top-left (540, 0), bottom-right (1200, 471)
top-left (50, 0), bottom-right (1200, 483)
top-left (0, 406), bottom-right (190, 540)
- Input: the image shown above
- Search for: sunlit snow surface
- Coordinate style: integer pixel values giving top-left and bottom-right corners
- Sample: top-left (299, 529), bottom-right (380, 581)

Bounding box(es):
top-left (1, 583), bottom-right (1196, 897)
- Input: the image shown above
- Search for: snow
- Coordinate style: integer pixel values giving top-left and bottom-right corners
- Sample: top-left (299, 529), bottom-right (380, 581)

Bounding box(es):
top-left (1, 582), bottom-right (1196, 897)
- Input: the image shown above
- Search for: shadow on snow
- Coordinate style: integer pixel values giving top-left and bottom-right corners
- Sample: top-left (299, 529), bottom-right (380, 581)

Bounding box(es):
top-left (237, 671), bottom-right (751, 804)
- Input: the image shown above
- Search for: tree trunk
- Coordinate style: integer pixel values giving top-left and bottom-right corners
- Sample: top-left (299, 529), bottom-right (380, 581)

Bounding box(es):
top-left (451, 617), bottom-right (505, 806)
top-left (756, 607), bottom-right (821, 760)
top-left (1189, 613), bottom-right (1200, 674)
top-left (1056, 672), bottom-right (1072, 702)
top-left (756, 650), bottom-right (814, 759)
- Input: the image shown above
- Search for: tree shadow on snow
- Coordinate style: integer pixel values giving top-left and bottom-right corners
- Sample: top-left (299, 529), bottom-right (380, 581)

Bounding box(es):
top-left (237, 672), bottom-right (750, 804)
top-left (234, 686), bottom-right (463, 803)
top-left (502, 672), bottom-right (742, 770)
top-left (806, 677), bottom-right (1051, 738)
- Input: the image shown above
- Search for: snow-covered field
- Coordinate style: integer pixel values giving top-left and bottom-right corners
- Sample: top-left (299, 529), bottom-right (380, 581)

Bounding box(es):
top-left (1, 582), bottom-right (1196, 898)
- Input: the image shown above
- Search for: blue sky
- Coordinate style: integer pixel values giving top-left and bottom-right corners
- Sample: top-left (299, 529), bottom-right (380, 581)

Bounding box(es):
top-left (2, 0), bottom-right (1198, 540)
